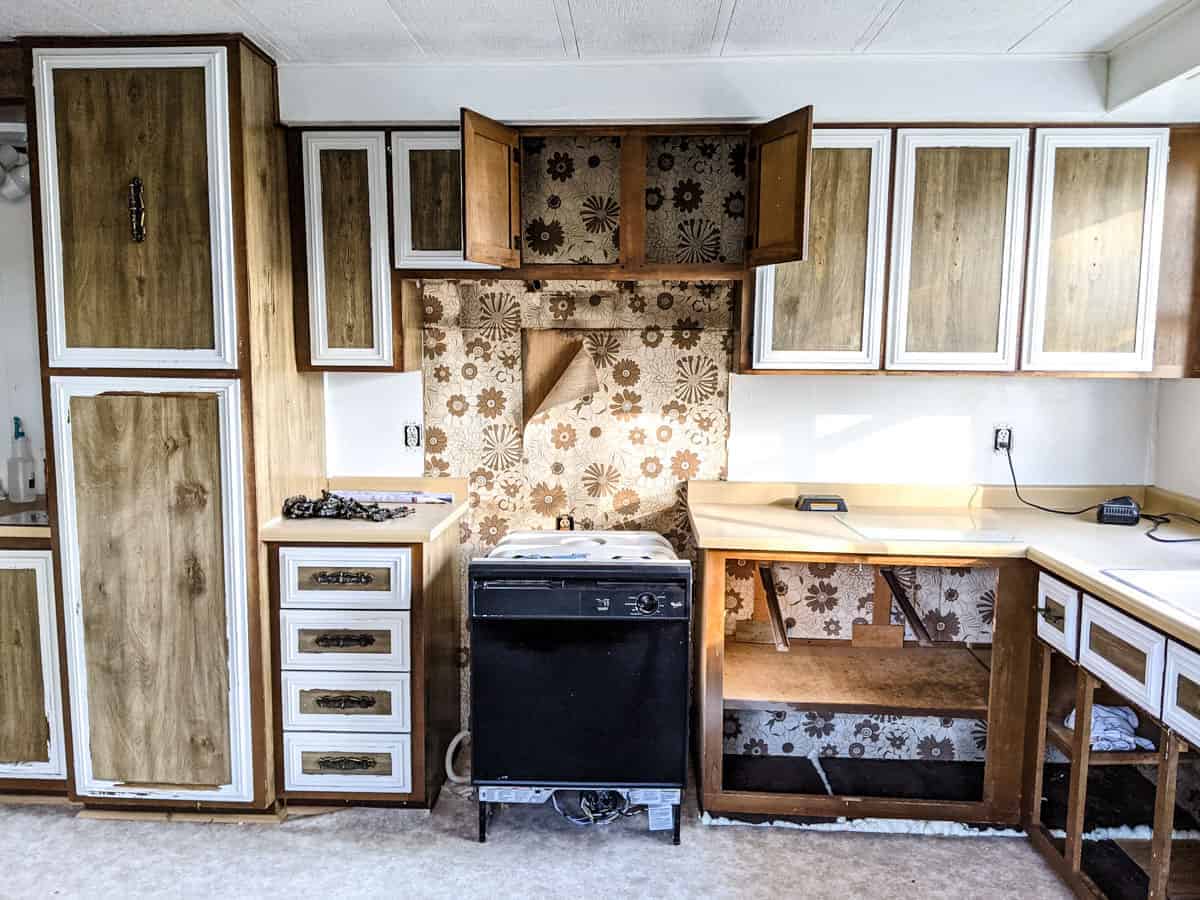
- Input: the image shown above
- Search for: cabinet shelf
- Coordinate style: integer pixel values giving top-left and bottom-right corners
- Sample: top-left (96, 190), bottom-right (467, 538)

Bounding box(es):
top-left (1044, 718), bottom-right (1170, 767)
top-left (723, 642), bottom-right (990, 718)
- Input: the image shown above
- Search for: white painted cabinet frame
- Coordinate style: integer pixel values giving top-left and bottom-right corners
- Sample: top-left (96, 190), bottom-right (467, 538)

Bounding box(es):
top-left (302, 131), bottom-right (394, 367)
top-left (886, 128), bottom-right (1029, 371)
top-left (1021, 127), bottom-right (1169, 372)
top-left (33, 47), bottom-right (238, 370)
top-left (753, 128), bottom-right (890, 370)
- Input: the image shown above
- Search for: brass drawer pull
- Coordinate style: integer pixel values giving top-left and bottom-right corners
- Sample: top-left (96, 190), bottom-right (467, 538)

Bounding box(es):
top-left (312, 570), bottom-right (375, 586)
top-left (1037, 607), bottom-right (1065, 627)
top-left (316, 755), bottom-right (377, 771)
top-left (314, 694), bottom-right (377, 710)
top-left (313, 632), bottom-right (377, 649)
top-left (128, 176), bottom-right (146, 242)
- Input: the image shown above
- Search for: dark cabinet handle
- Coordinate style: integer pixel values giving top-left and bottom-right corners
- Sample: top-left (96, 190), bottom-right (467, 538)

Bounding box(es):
top-left (314, 632), bottom-right (377, 649)
top-left (1037, 607), bottom-right (1065, 626)
top-left (128, 177), bottom-right (146, 242)
top-left (316, 755), bottom-right (377, 771)
top-left (314, 694), bottom-right (377, 710)
top-left (312, 570), bottom-right (374, 586)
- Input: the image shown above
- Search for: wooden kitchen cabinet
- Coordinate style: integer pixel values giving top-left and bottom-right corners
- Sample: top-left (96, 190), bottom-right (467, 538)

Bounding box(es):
top-left (297, 131), bottom-right (396, 369)
top-left (887, 129), bottom-right (1029, 371)
top-left (1022, 128), bottom-right (1170, 372)
top-left (32, 46), bottom-right (238, 369)
top-left (751, 129), bottom-right (890, 369)
top-left (0, 549), bottom-right (67, 784)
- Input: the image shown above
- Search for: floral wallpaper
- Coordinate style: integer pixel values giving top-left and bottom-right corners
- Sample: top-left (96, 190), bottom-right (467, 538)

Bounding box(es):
top-left (521, 136), bottom-right (621, 265)
top-left (645, 134), bottom-right (747, 266)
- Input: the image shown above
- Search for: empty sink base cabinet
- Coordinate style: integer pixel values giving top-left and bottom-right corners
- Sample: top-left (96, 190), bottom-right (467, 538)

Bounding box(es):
top-left (268, 532), bottom-right (460, 807)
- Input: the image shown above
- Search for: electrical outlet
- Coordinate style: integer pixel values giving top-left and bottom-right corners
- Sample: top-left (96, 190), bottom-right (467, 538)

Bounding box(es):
top-left (403, 423), bottom-right (422, 449)
top-left (993, 425), bottom-right (1013, 454)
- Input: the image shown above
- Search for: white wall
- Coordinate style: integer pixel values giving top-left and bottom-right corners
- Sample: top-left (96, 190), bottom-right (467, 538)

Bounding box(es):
top-left (323, 372), bottom-right (425, 478)
top-left (1155, 379), bottom-right (1200, 498)
top-left (727, 375), bottom-right (1158, 486)
top-left (0, 191), bottom-right (45, 496)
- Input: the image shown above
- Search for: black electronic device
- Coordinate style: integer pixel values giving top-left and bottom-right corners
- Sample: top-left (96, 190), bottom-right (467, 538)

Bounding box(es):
top-left (1097, 496), bottom-right (1141, 526)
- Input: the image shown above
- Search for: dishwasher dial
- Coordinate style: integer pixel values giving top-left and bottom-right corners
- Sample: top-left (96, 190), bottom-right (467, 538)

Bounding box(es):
top-left (636, 592), bottom-right (660, 614)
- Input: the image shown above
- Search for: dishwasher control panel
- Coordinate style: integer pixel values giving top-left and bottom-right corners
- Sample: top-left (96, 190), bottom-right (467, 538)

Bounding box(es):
top-left (470, 565), bottom-right (691, 620)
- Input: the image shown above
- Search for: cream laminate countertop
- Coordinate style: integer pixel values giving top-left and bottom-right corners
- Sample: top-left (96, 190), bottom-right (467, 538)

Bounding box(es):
top-left (689, 498), bottom-right (1200, 648)
top-left (261, 501), bottom-right (468, 545)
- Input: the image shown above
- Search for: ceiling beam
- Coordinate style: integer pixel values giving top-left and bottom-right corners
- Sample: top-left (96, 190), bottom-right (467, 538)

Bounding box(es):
top-left (1107, 0), bottom-right (1200, 110)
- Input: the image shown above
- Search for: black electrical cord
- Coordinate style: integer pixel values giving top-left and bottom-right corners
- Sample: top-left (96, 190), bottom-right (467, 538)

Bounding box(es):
top-left (1004, 446), bottom-right (1101, 516)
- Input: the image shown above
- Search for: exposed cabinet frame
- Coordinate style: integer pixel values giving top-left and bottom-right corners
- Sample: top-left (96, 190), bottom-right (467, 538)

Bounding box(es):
top-left (1022, 127), bottom-right (1170, 373)
top-left (50, 376), bottom-right (254, 802)
top-left (752, 128), bottom-right (890, 370)
top-left (887, 128), bottom-right (1029, 371)
top-left (33, 46), bottom-right (238, 370)
top-left (0, 551), bottom-right (67, 781)
top-left (302, 131), bottom-right (394, 367)
top-left (392, 131), bottom-right (499, 271)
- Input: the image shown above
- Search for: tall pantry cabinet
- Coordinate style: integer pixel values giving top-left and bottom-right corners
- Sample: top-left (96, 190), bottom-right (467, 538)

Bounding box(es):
top-left (27, 37), bottom-right (325, 807)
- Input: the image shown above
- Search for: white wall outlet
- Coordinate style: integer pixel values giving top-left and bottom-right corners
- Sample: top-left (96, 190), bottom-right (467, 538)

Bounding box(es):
top-left (403, 423), bottom-right (422, 449)
top-left (993, 424), bottom-right (1013, 454)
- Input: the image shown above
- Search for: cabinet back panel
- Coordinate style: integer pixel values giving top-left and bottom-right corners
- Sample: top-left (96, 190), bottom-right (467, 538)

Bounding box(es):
top-left (1044, 147), bottom-right (1147, 354)
top-left (319, 148), bottom-right (376, 350)
top-left (70, 393), bottom-right (231, 786)
top-left (53, 67), bottom-right (215, 350)
top-left (409, 148), bottom-right (462, 252)
top-left (0, 569), bottom-right (49, 764)
top-left (906, 147), bottom-right (1009, 353)
top-left (772, 147), bottom-right (870, 353)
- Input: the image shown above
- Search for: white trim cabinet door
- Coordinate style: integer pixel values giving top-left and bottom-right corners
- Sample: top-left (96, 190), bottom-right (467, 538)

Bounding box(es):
top-left (302, 131), bottom-right (394, 367)
top-left (391, 131), bottom-right (498, 270)
top-left (33, 47), bottom-right (238, 370)
top-left (0, 551), bottom-right (67, 781)
top-left (51, 376), bottom-right (254, 803)
top-left (887, 129), bottom-right (1029, 371)
top-left (753, 129), bottom-right (890, 370)
top-left (1022, 128), bottom-right (1170, 372)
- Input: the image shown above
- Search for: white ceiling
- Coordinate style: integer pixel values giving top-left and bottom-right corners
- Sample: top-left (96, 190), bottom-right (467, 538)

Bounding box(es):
top-left (0, 0), bottom-right (1194, 63)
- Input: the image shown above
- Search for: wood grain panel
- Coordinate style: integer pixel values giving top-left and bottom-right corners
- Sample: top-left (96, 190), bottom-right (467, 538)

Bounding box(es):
top-left (70, 393), bottom-right (231, 786)
top-left (409, 148), bottom-right (462, 252)
top-left (318, 148), bottom-right (375, 350)
top-left (748, 106), bottom-right (812, 267)
top-left (298, 689), bottom-right (392, 717)
top-left (770, 147), bottom-right (871, 352)
top-left (53, 66), bottom-right (215, 350)
top-left (1044, 147), bottom-right (1148, 354)
top-left (300, 750), bottom-right (391, 776)
top-left (296, 566), bottom-right (391, 592)
top-left (1178, 671), bottom-right (1200, 719)
top-left (905, 147), bottom-right (1009, 353)
top-left (0, 45), bottom-right (22, 99)
top-left (0, 568), bottom-right (49, 764)
top-left (461, 108), bottom-right (520, 267)
top-left (1154, 128), bottom-right (1200, 378)
top-left (1088, 621), bottom-right (1147, 681)
top-left (296, 628), bottom-right (392, 655)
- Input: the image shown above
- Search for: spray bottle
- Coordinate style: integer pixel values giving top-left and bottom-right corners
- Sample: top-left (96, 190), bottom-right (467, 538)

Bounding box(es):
top-left (6, 417), bottom-right (36, 504)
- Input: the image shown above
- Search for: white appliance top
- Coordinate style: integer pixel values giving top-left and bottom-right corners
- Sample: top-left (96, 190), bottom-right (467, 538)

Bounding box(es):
top-left (486, 530), bottom-right (679, 562)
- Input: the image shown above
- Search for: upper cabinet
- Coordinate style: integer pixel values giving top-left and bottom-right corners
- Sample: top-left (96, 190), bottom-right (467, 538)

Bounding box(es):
top-left (746, 107), bottom-right (814, 267)
top-left (1022, 128), bottom-right (1170, 373)
top-left (887, 129), bottom-right (1028, 371)
top-left (461, 108), bottom-right (522, 268)
top-left (752, 129), bottom-right (890, 370)
top-left (299, 131), bottom-right (395, 369)
top-left (33, 47), bottom-right (237, 369)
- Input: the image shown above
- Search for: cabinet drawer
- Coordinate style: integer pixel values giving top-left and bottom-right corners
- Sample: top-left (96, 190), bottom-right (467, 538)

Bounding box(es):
top-left (1079, 596), bottom-right (1166, 713)
top-left (280, 609), bottom-right (410, 672)
top-left (284, 732), bottom-right (411, 794)
top-left (1035, 572), bottom-right (1081, 659)
top-left (1163, 642), bottom-right (1200, 748)
top-left (282, 671), bottom-right (410, 733)
top-left (281, 547), bottom-right (411, 609)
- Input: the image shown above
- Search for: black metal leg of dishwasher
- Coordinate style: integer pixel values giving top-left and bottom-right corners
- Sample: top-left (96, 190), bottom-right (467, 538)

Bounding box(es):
top-left (672, 804), bottom-right (681, 845)
top-left (478, 800), bottom-right (487, 843)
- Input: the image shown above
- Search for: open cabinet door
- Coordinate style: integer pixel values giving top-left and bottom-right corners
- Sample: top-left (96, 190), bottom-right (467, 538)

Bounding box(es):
top-left (747, 106), bottom-right (814, 267)
top-left (461, 108), bottom-right (521, 268)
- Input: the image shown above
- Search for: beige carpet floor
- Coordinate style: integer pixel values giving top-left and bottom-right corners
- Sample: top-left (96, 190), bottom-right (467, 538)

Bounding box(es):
top-left (1, 792), bottom-right (1071, 899)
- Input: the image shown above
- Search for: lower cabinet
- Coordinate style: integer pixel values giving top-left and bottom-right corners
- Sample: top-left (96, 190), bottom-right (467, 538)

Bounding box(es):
top-left (0, 550), bottom-right (67, 782)
top-left (51, 377), bottom-right (255, 803)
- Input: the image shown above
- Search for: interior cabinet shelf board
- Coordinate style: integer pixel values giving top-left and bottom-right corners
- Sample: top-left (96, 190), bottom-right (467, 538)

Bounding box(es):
top-left (886, 129), bottom-right (1029, 372)
top-left (0, 552), bottom-right (66, 780)
top-left (392, 131), bottom-right (497, 271)
top-left (302, 131), bottom-right (393, 367)
top-left (752, 129), bottom-right (890, 370)
top-left (49, 376), bottom-right (254, 803)
top-left (32, 46), bottom-right (238, 370)
top-left (1022, 128), bottom-right (1170, 373)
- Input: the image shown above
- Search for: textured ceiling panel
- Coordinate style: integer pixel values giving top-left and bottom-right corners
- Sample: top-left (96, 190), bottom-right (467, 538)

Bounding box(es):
top-left (0, 0), bottom-right (103, 40)
top-left (237, 0), bottom-right (423, 61)
top-left (868, 0), bottom-right (1072, 52)
top-left (396, 0), bottom-right (567, 58)
top-left (569, 0), bottom-right (724, 56)
top-left (723, 0), bottom-right (898, 54)
top-left (1012, 0), bottom-right (1188, 52)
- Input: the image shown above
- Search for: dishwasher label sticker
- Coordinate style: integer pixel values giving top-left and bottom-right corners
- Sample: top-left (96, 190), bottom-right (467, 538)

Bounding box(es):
top-left (647, 805), bottom-right (674, 831)
top-left (629, 789), bottom-right (681, 806)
